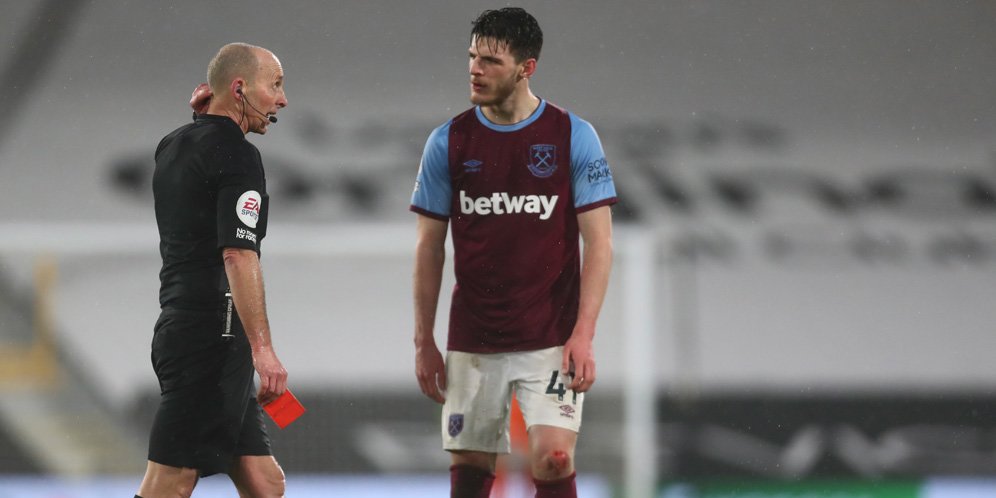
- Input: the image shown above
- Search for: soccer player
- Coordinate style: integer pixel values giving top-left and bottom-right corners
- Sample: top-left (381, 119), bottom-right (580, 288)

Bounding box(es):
top-left (137, 43), bottom-right (289, 498)
top-left (410, 8), bottom-right (617, 498)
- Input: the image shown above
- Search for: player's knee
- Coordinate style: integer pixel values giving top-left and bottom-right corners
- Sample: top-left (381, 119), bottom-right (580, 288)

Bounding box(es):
top-left (451, 450), bottom-right (497, 473)
top-left (533, 449), bottom-right (573, 480)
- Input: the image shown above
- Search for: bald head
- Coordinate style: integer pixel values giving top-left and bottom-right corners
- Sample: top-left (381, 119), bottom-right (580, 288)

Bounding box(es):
top-left (203, 42), bottom-right (287, 134)
top-left (207, 42), bottom-right (272, 95)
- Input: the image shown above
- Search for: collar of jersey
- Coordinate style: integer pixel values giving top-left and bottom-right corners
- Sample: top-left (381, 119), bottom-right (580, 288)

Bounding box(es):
top-left (474, 99), bottom-right (546, 132)
top-left (195, 113), bottom-right (243, 132)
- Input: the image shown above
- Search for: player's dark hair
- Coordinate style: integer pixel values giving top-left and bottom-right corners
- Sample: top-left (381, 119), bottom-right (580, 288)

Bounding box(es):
top-left (471, 7), bottom-right (543, 62)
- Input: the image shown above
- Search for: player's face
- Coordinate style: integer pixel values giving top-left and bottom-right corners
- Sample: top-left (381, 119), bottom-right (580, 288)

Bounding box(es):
top-left (468, 36), bottom-right (524, 107)
top-left (246, 51), bottom-right (288, 135)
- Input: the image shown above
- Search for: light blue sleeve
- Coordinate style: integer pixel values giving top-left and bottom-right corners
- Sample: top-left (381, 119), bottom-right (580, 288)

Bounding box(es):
top-left (570, 113), bottom-right (617, 210)
top-left (410, 121), bottom-right (452, 218)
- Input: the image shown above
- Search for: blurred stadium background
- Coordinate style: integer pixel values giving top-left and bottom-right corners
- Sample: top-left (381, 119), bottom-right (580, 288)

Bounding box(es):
top-left (1, 1), bottom-right (995, 496)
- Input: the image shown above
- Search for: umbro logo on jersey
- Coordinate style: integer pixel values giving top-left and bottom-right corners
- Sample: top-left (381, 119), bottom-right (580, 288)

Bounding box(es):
top-left (459, 190), bottom-right (558, 220)
top-left (236, 190), bottom-right (261, 228)
top-left (463, 159), bottom-right (483, 173)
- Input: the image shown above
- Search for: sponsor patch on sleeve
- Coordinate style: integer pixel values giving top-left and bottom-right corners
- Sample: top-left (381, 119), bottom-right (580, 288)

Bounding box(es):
top-left (585, 157), bottom-right (612, 185)
top-left (236, 190), bottom-right (261, 228)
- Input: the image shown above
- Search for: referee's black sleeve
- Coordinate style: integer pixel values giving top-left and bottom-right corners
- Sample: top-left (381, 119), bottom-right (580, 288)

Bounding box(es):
top-left (215, 144), bottom-right (266, 252)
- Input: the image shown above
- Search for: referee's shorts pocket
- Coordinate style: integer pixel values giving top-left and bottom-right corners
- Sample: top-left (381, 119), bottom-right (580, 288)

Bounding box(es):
top-left (151, 310), bottom-right (226, 393)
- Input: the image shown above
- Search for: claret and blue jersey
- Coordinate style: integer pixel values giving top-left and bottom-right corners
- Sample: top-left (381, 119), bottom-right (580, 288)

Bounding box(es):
top-left (410, 100), bottom-right (617, 353)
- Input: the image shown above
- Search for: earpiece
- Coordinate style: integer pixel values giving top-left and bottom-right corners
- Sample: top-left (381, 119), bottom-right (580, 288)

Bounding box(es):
top-left (236, 86), bottom-right (277, 124)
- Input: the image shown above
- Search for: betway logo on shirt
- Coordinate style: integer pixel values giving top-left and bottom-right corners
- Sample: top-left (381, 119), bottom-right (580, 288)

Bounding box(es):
top-left (459, 190), bottom-right (558, 220)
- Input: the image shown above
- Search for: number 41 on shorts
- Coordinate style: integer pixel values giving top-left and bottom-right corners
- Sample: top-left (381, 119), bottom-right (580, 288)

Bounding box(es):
top-left (545, 370), bottom-right (578, 404)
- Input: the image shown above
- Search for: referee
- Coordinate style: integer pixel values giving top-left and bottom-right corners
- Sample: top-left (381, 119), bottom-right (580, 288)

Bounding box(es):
top-left (137, 43), bottom-right (289, 498)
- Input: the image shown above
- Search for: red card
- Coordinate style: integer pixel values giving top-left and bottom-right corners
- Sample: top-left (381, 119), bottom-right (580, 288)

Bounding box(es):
top-left (263, 389), bottom-right (306, 428)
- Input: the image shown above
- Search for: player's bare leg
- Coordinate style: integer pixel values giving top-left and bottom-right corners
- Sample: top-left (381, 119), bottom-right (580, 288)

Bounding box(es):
top-left (528, 425), bottom-right (578, 497)
top-left (450, 450), bottom-right (497, 498)
top-left (230, 455), bottom-right (286, 498)
top-left (136, 460), bottom-right (199, 498)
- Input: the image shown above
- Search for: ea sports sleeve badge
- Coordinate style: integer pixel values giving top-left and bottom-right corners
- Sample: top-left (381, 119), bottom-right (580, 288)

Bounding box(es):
top-left (236, 190), bottom-right (262, 228)
top-left (233, 190), bottom-right (261, 245)
top-left (218, 187), bottom-right (268, 250)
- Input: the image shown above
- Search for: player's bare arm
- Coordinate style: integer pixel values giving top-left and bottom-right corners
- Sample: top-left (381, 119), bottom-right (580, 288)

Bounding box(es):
top-left (563, 205), bottom-right (613, 393)
top-left (223, 246), bottom-right (288, 405)
top-left (413, 215), bottom-right (449, 404)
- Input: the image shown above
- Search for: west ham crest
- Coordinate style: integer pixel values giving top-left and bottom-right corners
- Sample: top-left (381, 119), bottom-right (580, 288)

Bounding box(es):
top-left (527, 144), bottom-right (557, 178)
top-left (448, 414), bottom-right (464, 437)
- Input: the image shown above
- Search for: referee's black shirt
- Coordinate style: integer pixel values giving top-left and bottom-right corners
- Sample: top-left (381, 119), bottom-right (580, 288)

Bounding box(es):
top-left (153, 114), bottom-right (269, 311)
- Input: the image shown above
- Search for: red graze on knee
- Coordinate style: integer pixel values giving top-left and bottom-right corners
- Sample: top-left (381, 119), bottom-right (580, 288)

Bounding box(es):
top-left (545, 450), bottom-right (570, 474)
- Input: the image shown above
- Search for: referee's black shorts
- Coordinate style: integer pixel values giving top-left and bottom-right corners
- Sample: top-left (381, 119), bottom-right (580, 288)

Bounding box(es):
top-left (148, 307), bottom-right (272, 477)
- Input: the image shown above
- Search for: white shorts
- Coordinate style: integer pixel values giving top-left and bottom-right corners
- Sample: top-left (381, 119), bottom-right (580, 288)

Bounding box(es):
top-left (441, 346), bottom-right (584, 454)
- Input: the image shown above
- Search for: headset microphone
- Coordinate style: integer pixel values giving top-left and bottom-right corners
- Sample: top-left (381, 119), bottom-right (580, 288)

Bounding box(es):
top-left (237, 87), bottom-right (278, 123)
